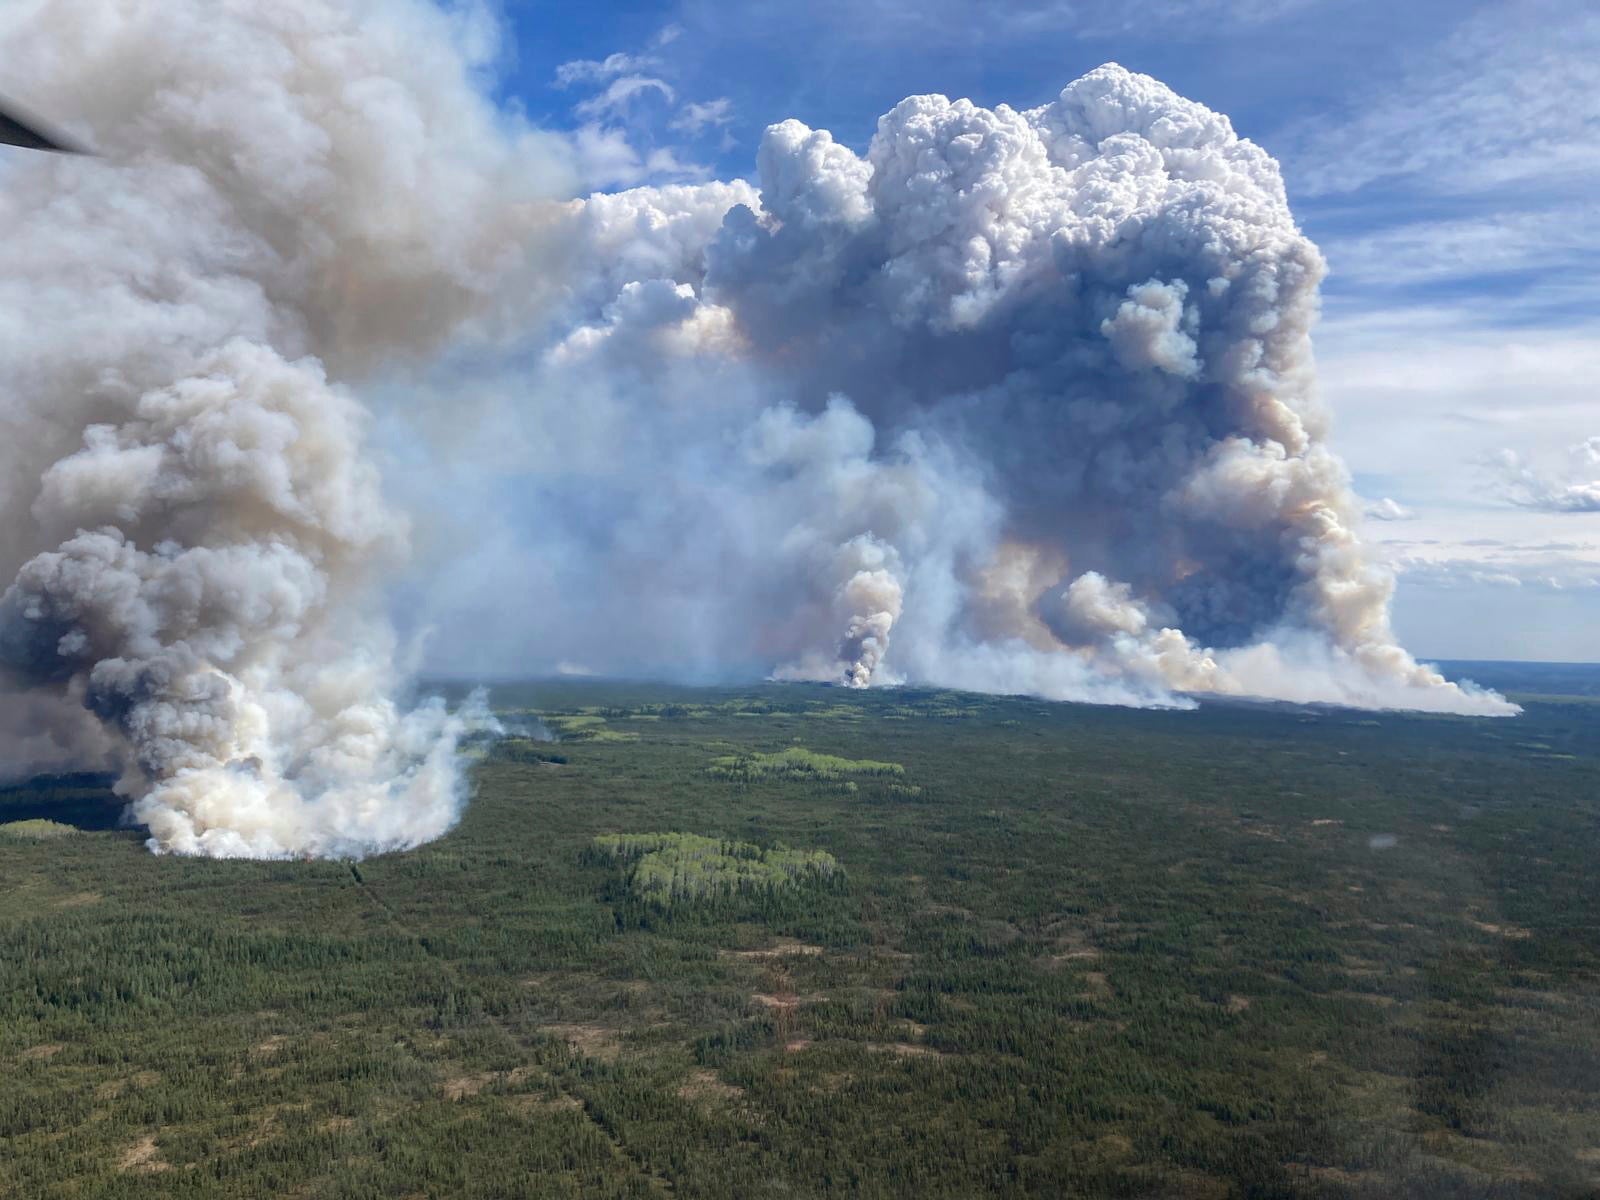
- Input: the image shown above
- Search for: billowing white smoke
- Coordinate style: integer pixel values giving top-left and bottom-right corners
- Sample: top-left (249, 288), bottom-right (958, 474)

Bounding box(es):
top-left (2, 12), bottom-right (1515, 864)
top-left (774, 536), bottom-right (906, 688)
top-left (414, 63), bottom-right (1512, 716)
top-left (0, 0), bottom-right (572, 856)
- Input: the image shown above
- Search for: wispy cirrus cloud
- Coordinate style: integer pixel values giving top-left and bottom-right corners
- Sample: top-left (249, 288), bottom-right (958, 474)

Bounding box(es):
top-left (678, 0), bottom-right (1329, 48)
top-left (1362, 497), bottom-right (1414, 522)
top-left (670, 97), bottom-right (733, 135)
top-left (554, 52), bottom-right (662, 89)
top-left (1395, 555), bottom-right (1599, 593)
top-left (1321, 205), bottom-right (1600, 292)
top-left (1285, 2), bottom-right (1600, 199)
top-left (551, 26), bottom-right (734, 189)
top-left (574, 74), bottom-right (676, 120)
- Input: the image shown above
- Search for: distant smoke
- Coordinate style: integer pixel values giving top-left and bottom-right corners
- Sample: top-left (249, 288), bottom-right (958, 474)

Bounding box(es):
top-left (0, 0), bottom-right (570, 856)
top-left (0, 10), bottom-right (1515, 864)
top-left (409, 64), bottom-right (1514, 716)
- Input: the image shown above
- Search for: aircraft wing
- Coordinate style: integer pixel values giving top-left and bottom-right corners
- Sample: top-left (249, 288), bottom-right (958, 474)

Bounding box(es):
top-left (0, 96), bottom-right (85, 153)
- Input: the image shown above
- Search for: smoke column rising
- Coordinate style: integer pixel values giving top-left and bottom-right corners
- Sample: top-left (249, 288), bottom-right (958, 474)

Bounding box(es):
top-left (411, 64), bottom-right (1515, 717)
top-left (0, 7), bottom-right (1514, 859)
top-left (0, 0), bottom-right (571, 856)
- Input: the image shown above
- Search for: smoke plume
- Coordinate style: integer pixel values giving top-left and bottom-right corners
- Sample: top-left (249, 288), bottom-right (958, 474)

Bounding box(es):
top-left (1, 9), bottom-right (1514, 860)
top-left (0, 0), bottom-right (570, 856)
top-left (410, 64), bottom-right (1514, 717)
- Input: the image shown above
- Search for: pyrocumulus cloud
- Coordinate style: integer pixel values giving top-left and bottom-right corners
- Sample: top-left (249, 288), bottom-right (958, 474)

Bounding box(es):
top-left (408, 62), bottom-right (1515, 718)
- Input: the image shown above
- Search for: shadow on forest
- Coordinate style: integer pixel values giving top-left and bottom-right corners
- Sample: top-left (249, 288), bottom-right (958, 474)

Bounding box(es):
top-left (0, 772), bottom-right (126, 831)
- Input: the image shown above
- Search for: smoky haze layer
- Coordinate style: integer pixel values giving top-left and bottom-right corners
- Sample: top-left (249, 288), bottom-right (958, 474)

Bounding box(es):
top-left (0, 0), bottom-right (572, 857)
top-left (411, 65), bottom-right (1512, 716)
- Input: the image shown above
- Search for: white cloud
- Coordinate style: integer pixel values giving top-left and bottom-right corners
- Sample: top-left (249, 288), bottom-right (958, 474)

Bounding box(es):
top-left (700, 0), bottom-right (1326, 46)
top-left (1284, 4), bottom-right (1600, 654)
top-left (574, 74), bottom-right (675, 120)
top-left (1380, 530), bottom-right (1599, 661)
top-left (554, 36), bottom-right (724, 182)
top-left (1395, 555), bottom-right (1599, 593)
top-left (670, 97), bottom-right (733, 135)
top-left (568, 123), bottom-right (707, 190)
top-left (1062, 0), bottom-right (1325, 36)
top-left (1287, 3), bottom-right (1600, 198)
top-left (568, 123), bottom-right (648, 189)
top-left (554, 52), bottom-right (660, 88)
top-left (1321, 204), bottom-right (1600, 291)
top-left (1314, 304), bottom-right (1600, 652)
top-left (1317, 309), bottom-right (1600, 494)
top-left (1363, 497), bottom-right (1412, 521)
top-left (641, 146), bottom-right (707, 179)
top-left (1493, 439), bottom-right (1600, 513)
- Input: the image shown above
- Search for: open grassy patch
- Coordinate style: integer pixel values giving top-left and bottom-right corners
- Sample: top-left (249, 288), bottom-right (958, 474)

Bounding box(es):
top-left (707, 745), bottom-right (904, 783)
top-left (0, 819), bottom-right (82, 840)
top-left (544, 714), bottom-right (607, 733)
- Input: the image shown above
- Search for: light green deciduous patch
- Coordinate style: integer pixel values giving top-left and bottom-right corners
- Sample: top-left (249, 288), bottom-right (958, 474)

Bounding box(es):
top-left (543, 714), bottom-right (607, 733)
top-left (538, 714), bottom-right (639, 743)
top-left (706, 746), bottom-right (904, 783)
top-left (0, 819), bottom-right (81, 840)
top-left (592, 832), bottom-right (841, 907)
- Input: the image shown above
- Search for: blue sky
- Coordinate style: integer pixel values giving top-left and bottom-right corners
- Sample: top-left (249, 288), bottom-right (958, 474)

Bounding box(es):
top-left (488, 0), bottom-right (1599, 661)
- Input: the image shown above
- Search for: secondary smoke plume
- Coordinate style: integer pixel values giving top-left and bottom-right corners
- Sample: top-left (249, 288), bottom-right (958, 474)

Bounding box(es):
top-left (1, 8), bottom-right (1514, 860)
top-left (0, 0), bottom-right (570, 856)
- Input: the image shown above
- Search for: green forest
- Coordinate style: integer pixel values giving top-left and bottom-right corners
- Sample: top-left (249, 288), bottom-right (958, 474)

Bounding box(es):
top-left (3, 667), bottom-right (1599, 1198)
